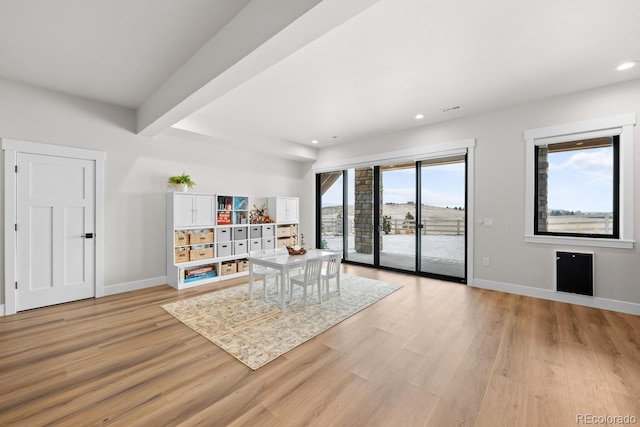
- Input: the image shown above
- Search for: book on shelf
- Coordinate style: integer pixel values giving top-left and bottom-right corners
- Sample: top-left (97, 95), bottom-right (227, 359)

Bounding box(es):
top-left (217, 196), bottom-right (232, 211)
top-left (235, 212), bottom-right (248, 224)
top-left (185, 265), bottom-right (213, 276)
top-left (217, 212), bottom-right (232, 224)
top-left (184, 270), bottom-right (217, 282)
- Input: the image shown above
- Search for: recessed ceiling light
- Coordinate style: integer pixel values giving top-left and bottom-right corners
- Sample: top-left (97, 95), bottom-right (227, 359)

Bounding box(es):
top-left (311, 139), bottom-right (318, 144)
top-left (415, 113), bottom-right (424, 120)
top-left (617, 61), bottom-right (638, 71)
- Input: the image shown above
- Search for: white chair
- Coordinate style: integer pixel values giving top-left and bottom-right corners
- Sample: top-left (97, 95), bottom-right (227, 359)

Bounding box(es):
top-left (250, 250), bottom-right (280, 299)
top-left (289, 257), bottom-right (323, 308)
top-left (321, 253), bottom-right (340, 297)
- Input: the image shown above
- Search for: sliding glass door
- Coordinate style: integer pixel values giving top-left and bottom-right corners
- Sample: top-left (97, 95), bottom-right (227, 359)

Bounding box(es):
top-left (316, 154), bottom-right (467, 283)
top-left (419, 157), bottom-right (466, 279)
top-left (318, 171), bottom-right (344, 252)
top-left (379, 163), bottom-right (416, 270)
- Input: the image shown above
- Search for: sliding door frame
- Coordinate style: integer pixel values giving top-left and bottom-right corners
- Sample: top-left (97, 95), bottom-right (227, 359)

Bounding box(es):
top-left (373, 166), bottom-right (381, 267)
top-left (415, 161), bottom-right (423, 273)
top-left (313, 139), bottom-right (475, 284)
top-left (415, 155), bottom-right (468, 282)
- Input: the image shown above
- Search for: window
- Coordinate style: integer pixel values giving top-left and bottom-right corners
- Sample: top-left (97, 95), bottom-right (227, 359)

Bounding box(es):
top-left (524, 114), bottom-right (635, 249)
top-left (535, 136), bottom-right (618, 238)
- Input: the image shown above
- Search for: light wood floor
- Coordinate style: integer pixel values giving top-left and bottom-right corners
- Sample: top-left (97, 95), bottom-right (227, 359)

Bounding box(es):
top-left (1, 264), bottom-right (639, 426)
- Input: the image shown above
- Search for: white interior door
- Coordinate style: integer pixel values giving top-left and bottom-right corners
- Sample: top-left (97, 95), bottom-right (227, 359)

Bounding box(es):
top-left (16, 153), bottom-right (96, 311)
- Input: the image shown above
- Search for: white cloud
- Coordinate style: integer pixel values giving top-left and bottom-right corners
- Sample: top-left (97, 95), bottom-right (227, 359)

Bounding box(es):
top-left (549, 147), bottom-right (613, 185)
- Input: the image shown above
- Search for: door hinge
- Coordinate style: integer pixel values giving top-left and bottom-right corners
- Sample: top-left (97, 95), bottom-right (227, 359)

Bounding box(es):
top-left (15, 282), bottom-right (18, 290)
top-left (15, 165), bottom-right (17, 173)
top-left (15, 223), bottom-right (17, 231)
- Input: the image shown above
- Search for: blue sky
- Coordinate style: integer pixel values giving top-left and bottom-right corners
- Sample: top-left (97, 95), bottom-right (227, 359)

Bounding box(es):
top-left (547, 147), bottom-right (613, 213)
top-left (322, 163), bottom-right (466, 208)
top-left (322, 148), bottom-right (612, 214)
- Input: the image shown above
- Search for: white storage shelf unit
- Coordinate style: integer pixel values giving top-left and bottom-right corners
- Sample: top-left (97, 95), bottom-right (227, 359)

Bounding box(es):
top-left (268, 197), bottom-right (300, 248)
top-left (167, 193), bottom-right (298, 289)
top-left (268, 196), bottom-right (299, 224)
top-left (167, 193), bottom-right (249, 289)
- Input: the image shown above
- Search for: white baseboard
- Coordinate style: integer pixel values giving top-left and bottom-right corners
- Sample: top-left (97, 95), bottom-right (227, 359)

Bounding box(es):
top-left (0, 278), bottom-right (167, 317)
top-left (102, 276), bottom-right (168, 296)
top-left (471, 278), bottom-right (640, 315)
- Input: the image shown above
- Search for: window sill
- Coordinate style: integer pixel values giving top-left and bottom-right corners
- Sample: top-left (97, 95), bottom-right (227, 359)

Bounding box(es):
top-left (525, 235), bottom-right (635, 249)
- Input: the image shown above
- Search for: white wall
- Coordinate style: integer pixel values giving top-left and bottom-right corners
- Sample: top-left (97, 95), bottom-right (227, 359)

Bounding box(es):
top-left (303, 78), bottom-right (640, 312)
top-left (0, 78), bottom-right (304, 306)
top-left (3, 75), bottom-right (638, 313)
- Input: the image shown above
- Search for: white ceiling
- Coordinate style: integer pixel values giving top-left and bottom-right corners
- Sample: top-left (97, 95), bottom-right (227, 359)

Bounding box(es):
top-left (1, 0), bottom-right (640, 161)
top-left (0, 0), bottom-right (251, 108)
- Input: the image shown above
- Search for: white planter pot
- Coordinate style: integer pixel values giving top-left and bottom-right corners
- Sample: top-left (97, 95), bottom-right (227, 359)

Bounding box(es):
top-left (167, 183), bottom-right (189, 192)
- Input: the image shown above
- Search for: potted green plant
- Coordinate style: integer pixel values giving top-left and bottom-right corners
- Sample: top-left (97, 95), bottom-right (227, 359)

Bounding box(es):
top-left (167, 173), bottom-right (196, 192)
top-left (382, 215), bottom-right (392, 234)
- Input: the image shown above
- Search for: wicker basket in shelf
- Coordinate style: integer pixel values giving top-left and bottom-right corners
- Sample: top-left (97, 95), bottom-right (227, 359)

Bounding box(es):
top-left (237, 259), bottom-right (250, 272)
top-left (189, 231), bottom-right (214, 245)
top-left (221, 261), bottom-right (237, 276)
top-left (174, 231), bottom-right (189, 246)
top-left (189, 247), bottom-right (214, 261)
top-left (175, 248), bottom-right (189, 263)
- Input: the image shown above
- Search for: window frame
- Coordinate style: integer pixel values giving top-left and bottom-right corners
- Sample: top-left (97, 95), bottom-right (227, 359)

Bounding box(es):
top-left (523, 114), bottom-right (635, 249)
top-left (534, 135), bottom-right (619, 239)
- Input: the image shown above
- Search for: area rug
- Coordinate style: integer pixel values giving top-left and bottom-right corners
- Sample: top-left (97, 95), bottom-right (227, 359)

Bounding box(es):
top-left (161, 274), bottom-right (402, 370)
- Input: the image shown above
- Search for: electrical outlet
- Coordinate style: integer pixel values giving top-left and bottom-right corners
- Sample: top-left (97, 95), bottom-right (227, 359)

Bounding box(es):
top-left (482, 257), bottom-right (490, 266)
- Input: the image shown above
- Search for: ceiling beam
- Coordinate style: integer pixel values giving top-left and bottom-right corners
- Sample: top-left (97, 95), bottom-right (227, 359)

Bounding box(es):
top-left (136, 0), bottom-right (381, 137)
top-left (165, 124), bottom-right (318, 162)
